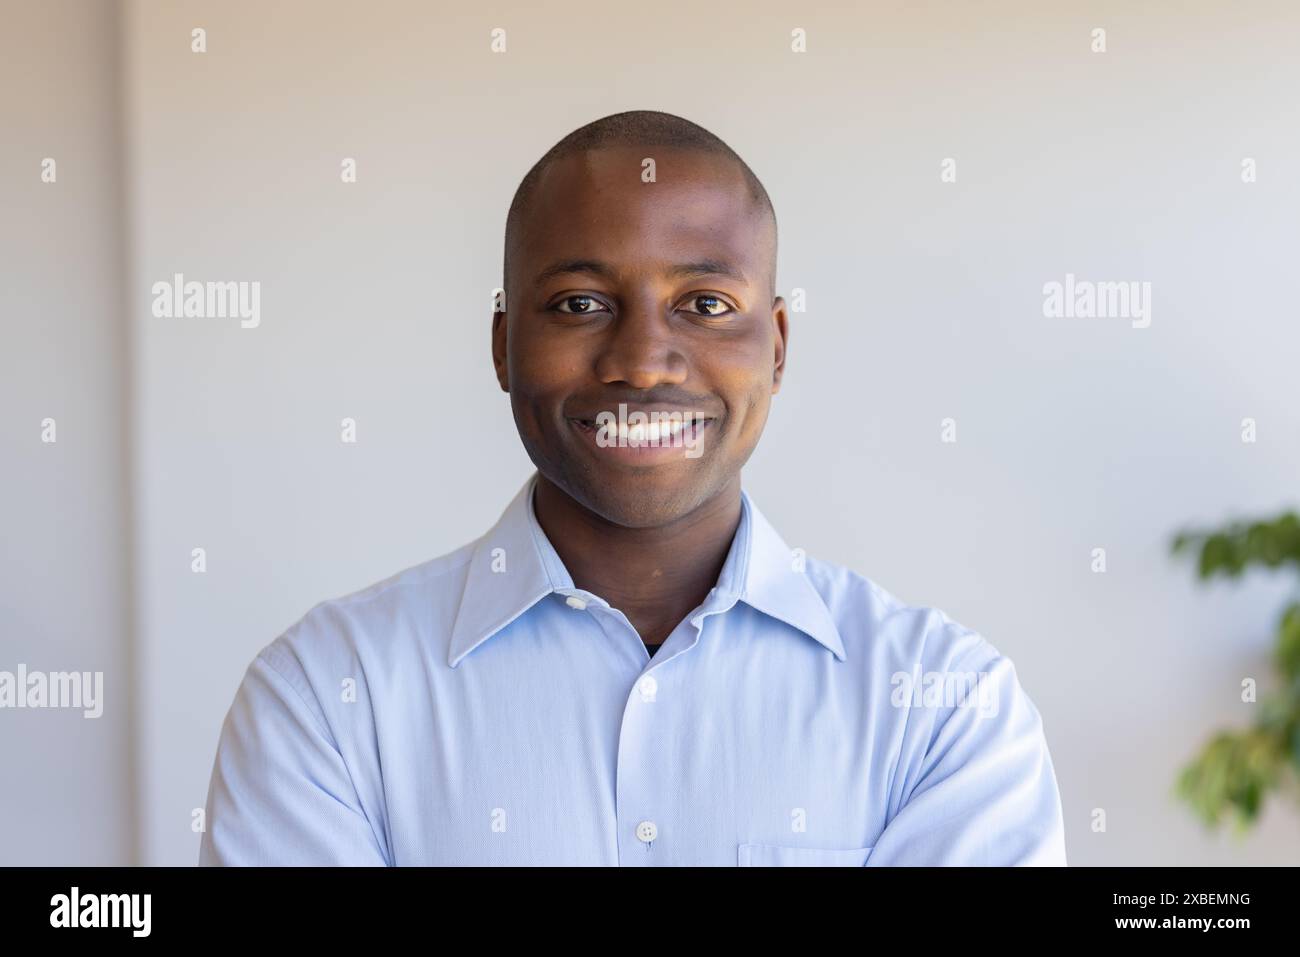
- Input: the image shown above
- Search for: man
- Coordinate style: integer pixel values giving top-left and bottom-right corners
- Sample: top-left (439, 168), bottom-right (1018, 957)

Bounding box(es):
top-left (200, 109), bottom-right (1066, 866)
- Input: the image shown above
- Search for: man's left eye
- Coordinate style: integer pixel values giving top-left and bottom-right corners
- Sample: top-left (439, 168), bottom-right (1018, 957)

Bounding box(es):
top-left (684, 295), bottom-right (733, 317)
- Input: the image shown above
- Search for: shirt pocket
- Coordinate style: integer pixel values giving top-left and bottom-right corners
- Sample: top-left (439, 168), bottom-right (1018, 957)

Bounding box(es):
top-left (737, 843), bottom-right (874, 866)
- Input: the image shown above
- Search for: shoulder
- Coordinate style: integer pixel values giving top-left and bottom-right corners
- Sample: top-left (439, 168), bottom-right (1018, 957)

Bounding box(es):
top-left (801, 555), bottom-right (1005, 675)
top-left (251, 540), bottom-right (478, 695)
top-left (800, 558), bottom-right (1056, 798)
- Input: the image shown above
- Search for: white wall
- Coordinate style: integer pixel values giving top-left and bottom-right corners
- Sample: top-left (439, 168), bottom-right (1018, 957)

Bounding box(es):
top-left (0, 0), bottom-right (135, 865)
top-left (8, 0), bottom-right (1300, 865)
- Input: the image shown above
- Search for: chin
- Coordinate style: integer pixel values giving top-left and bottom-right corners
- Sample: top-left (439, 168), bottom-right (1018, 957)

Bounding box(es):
top-left (561, 469), bottom-right (721, 530)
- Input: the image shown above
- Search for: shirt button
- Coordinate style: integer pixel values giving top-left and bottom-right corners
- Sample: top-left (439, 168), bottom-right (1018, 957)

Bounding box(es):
top-left (565, 595), bottom-right (587, 610)
top-left (637, 675), bottom-right (658, 700)
top-left (635, 820), bottom-right (658, 843)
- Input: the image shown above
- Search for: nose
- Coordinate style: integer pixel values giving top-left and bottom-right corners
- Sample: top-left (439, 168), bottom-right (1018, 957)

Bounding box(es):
top-left (594, 298), bottom-right (688, 390)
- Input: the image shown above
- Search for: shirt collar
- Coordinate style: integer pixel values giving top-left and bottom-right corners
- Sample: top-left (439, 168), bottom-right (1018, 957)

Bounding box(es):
top-left (448, 473), bottom-right (846, 667)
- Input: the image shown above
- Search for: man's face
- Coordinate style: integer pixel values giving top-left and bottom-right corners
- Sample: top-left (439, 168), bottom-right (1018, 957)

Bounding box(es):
top-left (493, 146), bottom-right (786, 528)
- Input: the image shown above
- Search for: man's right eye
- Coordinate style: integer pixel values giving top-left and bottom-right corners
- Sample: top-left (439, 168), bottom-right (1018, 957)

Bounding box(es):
top-left (552, 295), bottom-right (610, 315)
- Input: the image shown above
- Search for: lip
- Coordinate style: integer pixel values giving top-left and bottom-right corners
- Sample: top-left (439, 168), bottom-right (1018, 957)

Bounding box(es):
top-left (566, 415), bottom-right (715, 465)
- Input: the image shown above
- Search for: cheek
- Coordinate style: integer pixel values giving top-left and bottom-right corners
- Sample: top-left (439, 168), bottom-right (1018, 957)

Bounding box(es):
top-left (704, 347), bottom-right (775, 431)
top-left (510, 336), bottom-right (583, 402)
top-left (737, 387), bottom-right (772, 437)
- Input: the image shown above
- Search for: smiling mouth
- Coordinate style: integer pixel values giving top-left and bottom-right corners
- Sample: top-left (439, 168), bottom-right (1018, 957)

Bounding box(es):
top-left (566, 414), bottom-right (716, 460)
top-left (569, 415), bottom-right (715, 443)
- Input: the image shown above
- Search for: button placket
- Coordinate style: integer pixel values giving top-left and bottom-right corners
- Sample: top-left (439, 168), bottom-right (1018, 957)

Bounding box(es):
top-left (615, 625), bottom-right (666, 864)
top-left (613, 593), bottom-right (736, 865)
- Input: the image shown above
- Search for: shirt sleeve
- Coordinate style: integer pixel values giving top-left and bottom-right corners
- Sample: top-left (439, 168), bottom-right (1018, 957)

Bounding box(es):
top-left (198, 647), bottom-right (389, 866)
top-left (866, 646), bottom-right (1067, 866)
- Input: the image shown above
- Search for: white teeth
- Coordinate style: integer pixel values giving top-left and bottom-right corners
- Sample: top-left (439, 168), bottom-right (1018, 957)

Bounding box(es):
top-left (588, 410), bottom-right (711, 448)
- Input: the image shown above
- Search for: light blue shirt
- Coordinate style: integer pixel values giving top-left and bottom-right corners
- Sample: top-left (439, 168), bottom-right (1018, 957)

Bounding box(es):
top-left (200, 473), bottom-right (1066, 866)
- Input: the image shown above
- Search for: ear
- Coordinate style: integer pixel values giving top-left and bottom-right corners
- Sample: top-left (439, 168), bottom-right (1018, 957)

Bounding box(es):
top-left (770, 295), bottom-right (788, 395)
top-left (491, 308), bottom-right (509, 392)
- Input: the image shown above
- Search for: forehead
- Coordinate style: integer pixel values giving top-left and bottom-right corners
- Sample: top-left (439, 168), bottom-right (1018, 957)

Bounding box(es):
top-left (514, 146), bottom-right (772, 285)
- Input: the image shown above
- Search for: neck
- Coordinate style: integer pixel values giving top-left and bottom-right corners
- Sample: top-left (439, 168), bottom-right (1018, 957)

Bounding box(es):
top-left (532, 475), bottom-right (743, 647)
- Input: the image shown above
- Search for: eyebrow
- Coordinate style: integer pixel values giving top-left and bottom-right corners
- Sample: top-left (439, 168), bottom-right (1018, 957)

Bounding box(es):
top-left (532, 258), bottom-right (749, 286)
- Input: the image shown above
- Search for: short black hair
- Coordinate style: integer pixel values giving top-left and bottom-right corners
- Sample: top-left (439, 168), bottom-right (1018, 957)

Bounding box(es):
top-left (503, 109), bottom-right (777, 299)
